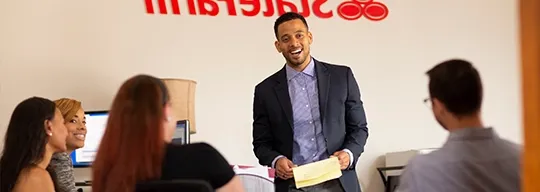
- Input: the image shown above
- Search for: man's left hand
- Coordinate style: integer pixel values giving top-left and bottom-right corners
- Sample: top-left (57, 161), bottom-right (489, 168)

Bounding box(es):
top-left (331, 151), bottom-right (350, 170)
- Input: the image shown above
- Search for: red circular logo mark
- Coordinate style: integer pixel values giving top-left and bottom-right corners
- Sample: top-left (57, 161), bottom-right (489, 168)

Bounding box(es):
top-left (337, 0), bottom-right (389, 21)
top-left (337, 1), bottom-right (364, 20)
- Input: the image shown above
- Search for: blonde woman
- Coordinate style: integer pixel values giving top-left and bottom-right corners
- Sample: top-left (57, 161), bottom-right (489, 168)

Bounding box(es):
top-left (47, 98), bottom-right (87, 192)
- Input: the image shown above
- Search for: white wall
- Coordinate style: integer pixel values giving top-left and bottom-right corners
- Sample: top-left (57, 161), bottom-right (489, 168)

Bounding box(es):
top-left (0, 0), bottom-right (521, 191)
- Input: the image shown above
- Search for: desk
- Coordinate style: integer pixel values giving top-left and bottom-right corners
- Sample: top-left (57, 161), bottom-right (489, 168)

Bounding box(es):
top-left (232, 165), bottom-right (275, 180)
top-left (382, 149), bottom-right (435, 192)
top-left (74, 165), bottom-right (275, 192)
top-left (377, 166), bottom-right (404, 192)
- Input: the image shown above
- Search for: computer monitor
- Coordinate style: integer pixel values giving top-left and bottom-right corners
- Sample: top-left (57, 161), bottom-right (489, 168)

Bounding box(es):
top-left (172, 120), bottom-right (190, 145)
top-left (71, 110), bottom-right (108, 167)
top-left (70, 112), bottom-right (190, 167)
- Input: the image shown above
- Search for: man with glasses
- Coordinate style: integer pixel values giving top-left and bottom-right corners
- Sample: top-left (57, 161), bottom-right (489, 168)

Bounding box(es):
top-left (397, 59), bottom-right (522, 192)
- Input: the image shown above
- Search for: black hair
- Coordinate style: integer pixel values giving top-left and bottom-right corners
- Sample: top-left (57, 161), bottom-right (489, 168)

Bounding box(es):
top-left (0, 97), bottom-right (57, 192)
top-left (274, 12), bottom-right (309, 39)
top-left (426, 59), bottom-right (483, 116)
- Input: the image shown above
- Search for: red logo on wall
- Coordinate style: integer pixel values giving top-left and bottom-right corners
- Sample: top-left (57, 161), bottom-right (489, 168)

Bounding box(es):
top-left (144, 0), bottom-right (389, 21)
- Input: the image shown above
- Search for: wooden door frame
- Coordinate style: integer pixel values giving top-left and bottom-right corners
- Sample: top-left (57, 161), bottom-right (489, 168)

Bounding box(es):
top-left (520, 0), bottom-right (539, 191)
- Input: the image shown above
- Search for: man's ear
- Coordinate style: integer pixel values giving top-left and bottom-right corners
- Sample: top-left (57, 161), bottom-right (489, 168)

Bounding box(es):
top-left (432, 98), bottom-right (447, 114)
top-left (307, 31), bottom-right (313, 45)
top-left (274, 40), bottom-right (282, 53)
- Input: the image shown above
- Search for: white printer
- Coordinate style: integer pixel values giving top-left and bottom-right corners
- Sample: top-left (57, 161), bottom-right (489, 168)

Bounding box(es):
top-left (384, 148), bottom-right (437, 176)
top-left (378, 148), bottom-right (438, 192)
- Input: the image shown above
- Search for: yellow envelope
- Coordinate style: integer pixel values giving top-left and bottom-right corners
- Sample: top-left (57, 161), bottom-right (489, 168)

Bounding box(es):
top-left (292, 156), bottom-right (342, 188)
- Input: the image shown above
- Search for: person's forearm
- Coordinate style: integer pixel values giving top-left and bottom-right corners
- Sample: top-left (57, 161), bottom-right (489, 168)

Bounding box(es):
top-left (253, 142), bottom-right (281, 166)
top-left (342, 125), bottom-right (368, 163)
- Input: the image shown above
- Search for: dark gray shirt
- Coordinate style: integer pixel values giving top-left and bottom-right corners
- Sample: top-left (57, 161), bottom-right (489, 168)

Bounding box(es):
top-left (397, 128), bottom-right (521, 192)
top-left (47, 152), bottom-right (77, 192)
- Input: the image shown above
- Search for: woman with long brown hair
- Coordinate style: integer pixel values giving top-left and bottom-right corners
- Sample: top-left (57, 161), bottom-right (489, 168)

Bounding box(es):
top-left (92, 74), bottom-right (244, 192)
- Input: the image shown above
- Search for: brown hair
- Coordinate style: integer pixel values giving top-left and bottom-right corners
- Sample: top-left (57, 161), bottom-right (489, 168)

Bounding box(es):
top-left (54, 98), bottom-right (82, 120)
top-left (91, 74), bottom-right (169, 192)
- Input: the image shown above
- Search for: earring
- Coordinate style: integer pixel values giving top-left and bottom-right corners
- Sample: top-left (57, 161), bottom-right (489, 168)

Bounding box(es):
top-left (166, 116), bottom-right (171, 122)
top-left (48, 132), bottom-right (52, 136)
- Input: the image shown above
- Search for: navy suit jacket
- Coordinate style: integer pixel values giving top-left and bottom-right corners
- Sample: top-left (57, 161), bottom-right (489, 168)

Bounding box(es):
top-left (252, 58), bottom-right (369, 192)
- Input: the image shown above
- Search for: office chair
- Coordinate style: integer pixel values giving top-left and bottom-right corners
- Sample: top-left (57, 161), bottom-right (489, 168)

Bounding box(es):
top-left (237, 173), bottom-right (274, 192)
top-left (136, 179), bottom-right (213, 192)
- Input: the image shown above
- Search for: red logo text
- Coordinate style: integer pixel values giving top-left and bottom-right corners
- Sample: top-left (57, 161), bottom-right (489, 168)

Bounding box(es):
top-left (144, 0), bottom-right (389, 21)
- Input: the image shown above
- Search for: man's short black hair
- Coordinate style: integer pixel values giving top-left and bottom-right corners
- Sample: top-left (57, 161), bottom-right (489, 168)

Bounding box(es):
top-left (426, 59), bottom-right (483, 117)
top-left (273, 12), bottom-right (308, 39)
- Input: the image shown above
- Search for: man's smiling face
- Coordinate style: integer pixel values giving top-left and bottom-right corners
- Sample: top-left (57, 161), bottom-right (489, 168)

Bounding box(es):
top-left (274, 19), bottom-right (313, 69)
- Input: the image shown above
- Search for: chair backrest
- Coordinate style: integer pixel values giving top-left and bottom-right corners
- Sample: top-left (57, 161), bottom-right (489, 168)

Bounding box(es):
top-left (237, 173), bottom-right (274, 192)
top-left (135, 179), bottom-right (213, 192)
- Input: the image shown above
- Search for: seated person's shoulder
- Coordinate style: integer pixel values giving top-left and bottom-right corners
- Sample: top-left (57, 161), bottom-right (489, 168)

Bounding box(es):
top-left (163, 142), bottom-right (236, 189)
top-left (166, 142), bottom-right (223, 159)
top-left (19, 166), bottom-right (53, 184)
top-left (502, 139), bottom-right (523, 153)
top-left (409, 153), bottom-right (435, 165)
top-left (13, 167), bottom-right (54, 191)
top-left (403, 155), bottom-right (425, 173)
top-left (401, 152), bottom-right (444, 177)
top-left (397, 155), bottom-right (436, 191)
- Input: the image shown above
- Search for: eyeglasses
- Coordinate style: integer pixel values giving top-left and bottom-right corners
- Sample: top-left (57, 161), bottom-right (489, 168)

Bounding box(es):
top-left (423, 97), bottom-right (432, 108)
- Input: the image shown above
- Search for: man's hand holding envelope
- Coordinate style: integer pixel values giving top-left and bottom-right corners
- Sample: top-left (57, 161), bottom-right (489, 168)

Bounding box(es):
top-left (331, 150), bottom-right (351, 170)
top-left (275, 150), bottom-right (350, 181)
top-left (291, 156), bottom-right (343, 189)
top-left (275, 157), bottom-right (297, 180)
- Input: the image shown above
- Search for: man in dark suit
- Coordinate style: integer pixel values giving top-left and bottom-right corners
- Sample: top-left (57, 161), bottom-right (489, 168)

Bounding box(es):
top-left (252, 12), bottom-right (369, 192)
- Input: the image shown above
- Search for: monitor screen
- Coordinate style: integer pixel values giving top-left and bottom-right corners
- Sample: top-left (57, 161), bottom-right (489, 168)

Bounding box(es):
top-left (70, 112), bottom-right (190, 167)
top-left (172, 120), bottom-right (190, 145)
top-left (71, 111), bottom-right (108, 167)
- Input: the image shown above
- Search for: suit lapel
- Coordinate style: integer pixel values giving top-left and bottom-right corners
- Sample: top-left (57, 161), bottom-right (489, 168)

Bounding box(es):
top-left (274, 67), bottom-right (294, 128)
top-left (315, 59), bottom-right (330, 125)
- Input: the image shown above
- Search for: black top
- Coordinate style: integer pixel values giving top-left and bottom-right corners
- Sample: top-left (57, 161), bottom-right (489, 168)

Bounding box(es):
top-left (160, 142), bottom-right (235, 189)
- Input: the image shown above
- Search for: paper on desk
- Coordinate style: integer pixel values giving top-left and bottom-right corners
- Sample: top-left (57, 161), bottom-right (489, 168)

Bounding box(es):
top-left (292, 156), bottom-right (342, 188)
